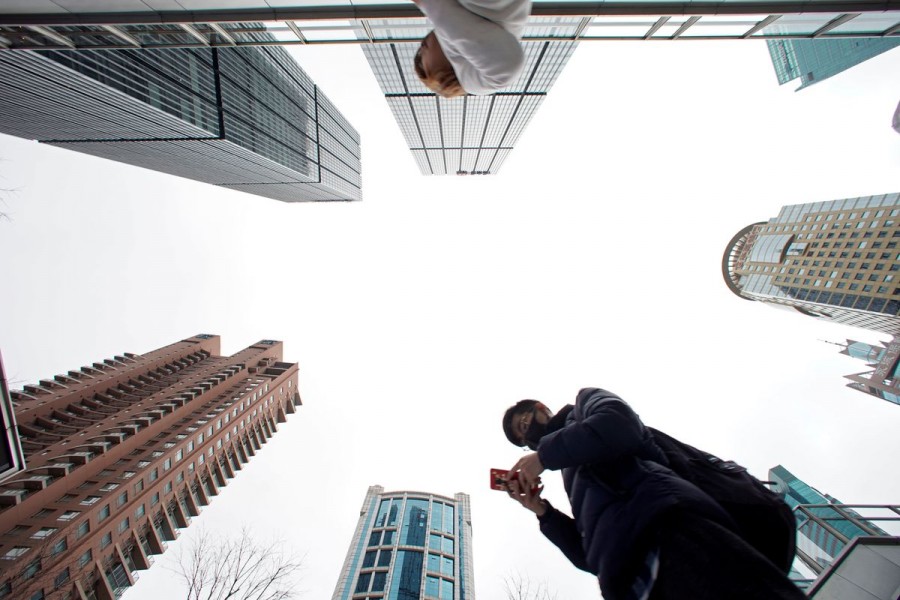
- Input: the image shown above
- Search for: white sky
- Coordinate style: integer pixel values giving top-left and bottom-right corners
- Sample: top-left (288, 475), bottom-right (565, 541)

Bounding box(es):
top-left (1, 39), bottom-right (899, 600)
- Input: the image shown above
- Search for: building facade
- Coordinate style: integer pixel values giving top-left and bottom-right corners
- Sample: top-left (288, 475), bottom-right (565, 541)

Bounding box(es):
top-left (723, 193), bottom-right (900, 335)
top-left (769, 465), bottom-right (890, 575)
top-left (332, 486), bottom-right (474, 600)
top-left (766, 38), bottom-right (900, 90)
top-left (357, 17), bottom-right (581, 176)
top-left (0, 335), bottom-right (301, 600)
top-left (839, 338), bottom-right (900, 406)
top-left (0, 29), bottom-right (361, 202)
top-left (0, 353), bottom-right (26, 484)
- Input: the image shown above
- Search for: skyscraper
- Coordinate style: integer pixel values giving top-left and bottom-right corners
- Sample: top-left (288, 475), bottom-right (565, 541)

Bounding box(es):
top-left (0, 335), bottom-right (301, 600)
top-left (357, 17), bottom-right (581, 175)
top-left (769, 465), bottom-right (890, 573)
top-left (0, 28), bottom-right (361, 202)
top-left (332, 486), bottom-right (474, 600)
top-left (766, 38), bottom-right (900, 90)
top-left (838, 338), bottom-right (900, 406)
top-left (723, 193), bottom-right (900, 336)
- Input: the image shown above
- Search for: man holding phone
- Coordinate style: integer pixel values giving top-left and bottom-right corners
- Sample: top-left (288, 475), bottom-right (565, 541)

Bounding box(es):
top-left (500, 388), bottom-right (805, 600)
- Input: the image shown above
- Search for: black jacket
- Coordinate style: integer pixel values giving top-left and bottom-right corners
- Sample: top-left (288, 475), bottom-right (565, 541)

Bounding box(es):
top-left (535, 388), bottom-right (734, 600)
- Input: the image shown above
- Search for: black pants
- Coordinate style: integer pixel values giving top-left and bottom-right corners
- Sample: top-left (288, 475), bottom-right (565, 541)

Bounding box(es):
top-left (648, 512), bottom-right (807, 600)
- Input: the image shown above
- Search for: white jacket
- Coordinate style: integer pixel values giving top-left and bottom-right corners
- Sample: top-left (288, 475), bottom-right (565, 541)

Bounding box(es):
top-left (418, 0), bottom-right (531, 94)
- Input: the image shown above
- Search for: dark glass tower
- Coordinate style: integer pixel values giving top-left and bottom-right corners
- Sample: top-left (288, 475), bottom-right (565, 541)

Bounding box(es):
top-left (769, 465), bottom-right (890, 573)
top-left (766, 37), bottom-right (900, 90)
top-left (0, 28), bottom-right (361, 202)
top-left (332, 486), bottom-right (474, 600)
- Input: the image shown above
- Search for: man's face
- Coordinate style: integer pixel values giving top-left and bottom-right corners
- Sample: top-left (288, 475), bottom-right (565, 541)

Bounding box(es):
top-left (512, 403), bottom-right (552, 449)
top-left (415, 31), bottom-right (453, 84)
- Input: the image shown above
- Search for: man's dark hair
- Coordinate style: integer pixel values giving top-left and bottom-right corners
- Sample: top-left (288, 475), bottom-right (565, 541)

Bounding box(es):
top-left (502, 399), bottom-right (540, 447)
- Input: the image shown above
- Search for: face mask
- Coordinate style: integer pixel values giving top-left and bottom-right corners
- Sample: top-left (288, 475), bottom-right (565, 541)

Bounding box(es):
top-left (523, 408), bottom-right (547, 450)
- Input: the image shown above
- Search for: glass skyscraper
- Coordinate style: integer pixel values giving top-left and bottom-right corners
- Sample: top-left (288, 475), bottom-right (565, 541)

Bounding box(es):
top-left (766, 37), bottom-right (900, 90)
top-left (332, 486), bottom-right (474, 600)
top-left (769, 465), bottom-right (890, 573)
top-left (839, 338), bottom-right (900, 406)
top-left (723, 193), bottom-right (900, 336)
top-left (357, 18), bottom-right (581, 176)
top-left (0, 27), bottom-right (361, 202)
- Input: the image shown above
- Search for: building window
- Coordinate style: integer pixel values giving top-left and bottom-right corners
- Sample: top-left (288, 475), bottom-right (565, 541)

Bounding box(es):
top-left (99, 483), bottom-right (119, 493)
top-left (135, 505), bottom-right (146, 519)
top-left (31, 527), bottom-right (57, 540)
top-left (149, 469), bottom-right (159, 482)
top-left (23, 559), bottom-right (41, 580)
top-left (76, 521), bottom-right (89, 539)
top-left (98, 505), bottom-right (110, 522)
top-left (164, 482), bottom-right (173, 494)
top-left (118, 518), bottom-right (130, 533)
top-left (2, 547), bottom-right (28, 560)
top-left (164, 459), bottom-right (172, 471)
top-left (57, 511), bottom-right (79, 522)
top-left (134, 480), bottom-right (145, 494)
top-left (54, 568), bottom-right (70, 589)
top-left (100, 533), bottom-right (112, 549)
top-left (176, 450), bottom-right (183, 462)
top-left (78, 549), bottom-right (92, 568)
top-left (50, 539), bottom-right (67, 556)
top-left (117, 492), bottom-right (128, 507)
top-left (151, 493), bottom-right (160, 507)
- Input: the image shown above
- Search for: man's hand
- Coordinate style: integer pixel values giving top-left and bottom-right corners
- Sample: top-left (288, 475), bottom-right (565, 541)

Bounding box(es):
top-left (510, 452), bottom-right (545, 492)
top-left (505, 477), bottom-right (547, 516)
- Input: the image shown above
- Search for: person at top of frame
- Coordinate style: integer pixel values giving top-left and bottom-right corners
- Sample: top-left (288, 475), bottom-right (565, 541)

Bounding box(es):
top-left (412, 0), bottom-right (532, 97)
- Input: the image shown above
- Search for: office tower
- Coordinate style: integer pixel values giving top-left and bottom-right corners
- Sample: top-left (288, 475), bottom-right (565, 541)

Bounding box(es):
top-left (838, 338), bottom-right (900, 406)
top-left (723, 193), bottom-right (900, 335)
top-left (357, 18), bottom-right (581, 175)
top-left (766, 38), bottom-right (900, 90)
top-left (332, 485), bottom-right (474, 600)
top-left (769, 465), bottom-right (890, 574)
top-left (0, 29), bottom-right (361, 202)
top-left (0, 335), bottom-right (301, 600)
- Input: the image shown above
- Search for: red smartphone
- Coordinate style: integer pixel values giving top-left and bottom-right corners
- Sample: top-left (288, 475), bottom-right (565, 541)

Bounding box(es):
top-left (490, 468), bottom-right (541, 494)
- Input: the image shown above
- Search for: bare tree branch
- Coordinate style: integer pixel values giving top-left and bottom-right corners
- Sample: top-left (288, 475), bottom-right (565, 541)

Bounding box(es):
top-left (167, 527), bottom-right (303, 600)
top-left (504, 571), bottom-right (558, 600)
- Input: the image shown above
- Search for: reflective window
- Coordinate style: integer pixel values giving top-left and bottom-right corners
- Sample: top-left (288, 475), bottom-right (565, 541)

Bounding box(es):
top-left (441, 579), bottom-right (454, 599)
top-left (441, 556), bottom-right (453, 576)
top-left (383, 530), bottom-right (395, 546)
top-left (442, 504), bottom-right (454, 535)
top-left (378, 549), bottom-right (392, 567)
top-left (425, 575), bottom-right (440, 598)
top-left (429, 534), bottom-right (442, 551)
top-left (368, 531), bottom-right (381, 547)
top-left (363, 550), bottom-right (376, 568)
top-left (376, 499), bottom-right (391, 527)
top-left (442, 537), bottom-right (454, 554)
top-left (402, 499), bottom-right (428, 547)
top-left (390, 550), bottom-right (423, 600)
top-left (428, 553), bottom-right (440, 573)
top-left (355, 572), bottom-right (371, 594)
top-left (372, 571), bottom-right (387, 592)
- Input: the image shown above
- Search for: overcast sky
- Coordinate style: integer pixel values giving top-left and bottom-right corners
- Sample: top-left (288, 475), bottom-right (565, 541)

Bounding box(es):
top-left (1, 38), bottom-right (899, 600)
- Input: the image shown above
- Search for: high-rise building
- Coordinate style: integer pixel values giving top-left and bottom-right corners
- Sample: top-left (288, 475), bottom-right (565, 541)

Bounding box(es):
top-left (838, 338), bottom-right (900, 406)
top-left (723, 193), bottom-right (900, 335)
top-left (0, 335), bottom-right (301, 600)
top-left (357, 18), bottom-right (581, 175)
top-left (769, 465), bottom-right (890, 574)
top-left (332, 486), bottom-right (474, 600)
top-left (0, 30), bottom-right (361, 202)
top-left (0, 353), bottom-right (25, 484)
top-left (766, 38), bottom-right (900, 90)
